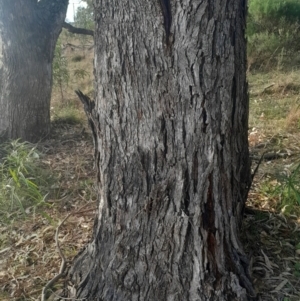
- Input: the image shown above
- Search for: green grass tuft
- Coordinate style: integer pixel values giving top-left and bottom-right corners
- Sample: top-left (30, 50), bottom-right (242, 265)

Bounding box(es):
top-left (0, 140), bottom-right (51, 223)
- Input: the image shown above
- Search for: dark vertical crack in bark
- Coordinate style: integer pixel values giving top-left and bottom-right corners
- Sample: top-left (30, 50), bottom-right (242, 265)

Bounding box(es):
top-left (183, 167), bottom-right (190, 215)
top-left (201, 100), bottom-right (207, 133)
top-left (161, 115), bottom-right (168, 158)
top-left (231, 76), bottom-right (237, 126)
top-left (192, 151), bottom-right (198, 193)
top-left (158, 0), bottom-right (172, 44)
top-left (202, 173), bottom-right (216, 234)
top-left (189, 85), bottom-right (193, 107)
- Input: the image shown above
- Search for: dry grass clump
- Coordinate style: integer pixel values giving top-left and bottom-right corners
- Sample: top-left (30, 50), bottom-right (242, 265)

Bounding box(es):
top-left (285, 105), bottom-right (300, 132)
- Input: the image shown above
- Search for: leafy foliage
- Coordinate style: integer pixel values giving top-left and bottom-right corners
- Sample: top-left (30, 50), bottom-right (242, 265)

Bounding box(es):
top-left (75, 6), bottom-right (93, 30)
top-left (73, 2), bottom-right (94, 54)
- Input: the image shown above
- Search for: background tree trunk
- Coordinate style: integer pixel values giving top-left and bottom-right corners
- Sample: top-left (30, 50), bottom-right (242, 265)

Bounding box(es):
top-left (69, 0), bottom-right (256, 300)
top-left (0, 0), bottom-right (68, 142)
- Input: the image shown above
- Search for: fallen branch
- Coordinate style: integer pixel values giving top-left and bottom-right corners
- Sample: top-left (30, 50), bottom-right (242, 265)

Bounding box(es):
top-left (63, 21), bottom-right (94, 37)
top-left (250, 152), bottom-right (291, 161)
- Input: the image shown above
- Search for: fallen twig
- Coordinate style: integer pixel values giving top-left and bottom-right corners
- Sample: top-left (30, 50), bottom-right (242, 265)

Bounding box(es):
top-left (262, 83), bottom-right (275, 93)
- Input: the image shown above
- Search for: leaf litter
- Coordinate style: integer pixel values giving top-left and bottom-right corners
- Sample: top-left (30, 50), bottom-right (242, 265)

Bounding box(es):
top-left (0, 114), bottom-right (300, 300)
top-left (0, 121), bottom-right (96, 300)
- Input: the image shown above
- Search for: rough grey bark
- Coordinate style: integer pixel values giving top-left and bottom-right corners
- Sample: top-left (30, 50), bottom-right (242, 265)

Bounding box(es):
top-left (0, 0), bottom-right (68, 142)
top-left (69, 0), bottom-right (255, 300)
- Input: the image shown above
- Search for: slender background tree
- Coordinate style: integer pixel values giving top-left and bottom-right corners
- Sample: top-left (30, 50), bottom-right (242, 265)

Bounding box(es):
top-left (0, 0), bottom-right (69, 142)
top-left (68, 0), bottom-right (256, 300)
top-left (0, 0), bottom-right (93, 143)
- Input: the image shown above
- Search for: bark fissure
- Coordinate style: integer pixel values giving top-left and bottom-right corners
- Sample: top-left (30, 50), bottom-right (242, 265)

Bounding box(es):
top-left (158, 0), bottom-right (172, 42)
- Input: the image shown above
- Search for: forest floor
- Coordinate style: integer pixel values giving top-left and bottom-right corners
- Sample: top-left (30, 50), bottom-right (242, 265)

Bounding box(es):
top-left (1, 33), bottom-right (300, 300)
top-left (244, 70), bottom-right (300, 301)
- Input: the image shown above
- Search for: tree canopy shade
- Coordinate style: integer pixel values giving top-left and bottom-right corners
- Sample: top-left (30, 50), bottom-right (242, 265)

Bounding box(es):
top-left (67, 0), bottom-right (256, 301)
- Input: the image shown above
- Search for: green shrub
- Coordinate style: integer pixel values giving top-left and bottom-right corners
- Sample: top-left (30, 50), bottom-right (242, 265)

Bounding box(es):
top-left (279, 163), bottom-right (300, 213)
top-left (249, 0), bottom-right (300, 24)
top-left (262, 162), bottom-right (300, 215)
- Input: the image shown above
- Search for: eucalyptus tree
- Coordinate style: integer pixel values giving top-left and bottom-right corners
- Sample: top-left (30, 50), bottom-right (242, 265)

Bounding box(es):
top-left (68, 0), bottom-right (256, 300)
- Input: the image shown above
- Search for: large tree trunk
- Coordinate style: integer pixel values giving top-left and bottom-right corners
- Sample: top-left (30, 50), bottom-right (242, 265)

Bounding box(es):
top-left (69, 0), bottom-right (256, 300)
top-left (0, 0), bottom-right (68, 142)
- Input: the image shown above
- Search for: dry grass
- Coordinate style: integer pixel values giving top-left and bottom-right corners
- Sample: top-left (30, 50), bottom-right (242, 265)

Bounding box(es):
top-left (248, 71), bottom-right (300, 136)
top-left (286, 105), bottom-right (300, 132)
top-left (247, 69), bottom-right (300, 300)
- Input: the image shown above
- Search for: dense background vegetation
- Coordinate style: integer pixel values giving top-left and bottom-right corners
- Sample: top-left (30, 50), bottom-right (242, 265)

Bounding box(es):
top-left (247, 0), bottom-right (300, 71)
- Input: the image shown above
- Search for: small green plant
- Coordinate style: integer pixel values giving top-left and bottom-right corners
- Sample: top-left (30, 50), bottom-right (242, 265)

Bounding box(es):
top-left (262, 163), bottom-right (300, 215)
top-left (73, 68), bottom-right (89, 81)
top-left (279, 163), bottom-right (300, 212)
top-left (53, 38), bottom-right (70, 102)
top-left (294, 261), bottom-right (300, 278)
top-left (52, 103), bottom-right (84, 125)
top-left (0, 140), bottom-right (49, 222)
